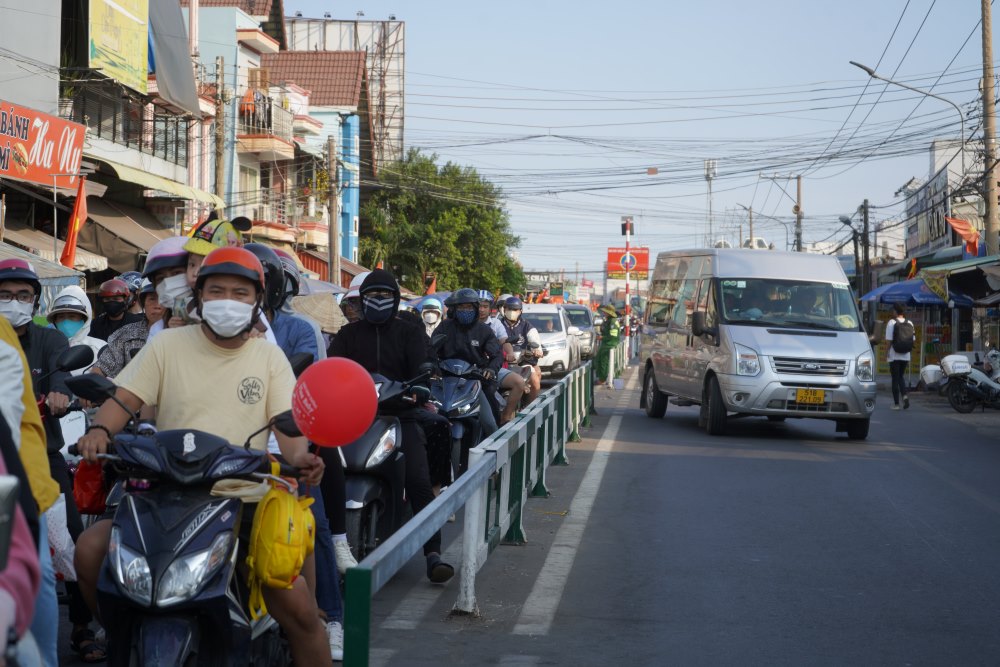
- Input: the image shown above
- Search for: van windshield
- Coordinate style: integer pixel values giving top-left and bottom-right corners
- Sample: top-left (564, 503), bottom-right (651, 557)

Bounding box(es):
top-left (718, 278), bottom-right (861, 331)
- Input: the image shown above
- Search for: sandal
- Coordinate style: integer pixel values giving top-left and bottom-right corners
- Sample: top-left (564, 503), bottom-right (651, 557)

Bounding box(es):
top-left (70, 626), bottom-right (107, 663)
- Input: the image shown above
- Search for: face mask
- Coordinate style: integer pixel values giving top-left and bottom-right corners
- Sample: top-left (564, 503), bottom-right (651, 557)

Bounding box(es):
top-left (103, 301), bottom-right (127, 317)
top-left (456, 309), bottom-right (477, 326)
top-left (422, 310), bottom-right (440, 325)
top-left (200, 299), bottom-right (255, 338)
top-left (156, 273), bottom-right (192, 309)
top-left (362, 295), bottom-right (395, 325)
top-left (506, 311), bottom-right (521, 323)
top-left (56, 319), bottom-right (85, 339)
top-left (0, 300), bottom-right (34, 328)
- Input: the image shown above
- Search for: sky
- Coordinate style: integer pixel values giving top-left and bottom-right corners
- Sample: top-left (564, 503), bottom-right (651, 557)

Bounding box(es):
top-left (286, 0), bottom-right (993, 281)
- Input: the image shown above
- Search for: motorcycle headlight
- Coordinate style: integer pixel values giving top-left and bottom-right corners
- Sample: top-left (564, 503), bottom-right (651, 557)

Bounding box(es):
top-left (449, 400), bottom-right (475, 417)
top-left (855, 350), bottom-right (874, 383)
top-left (365, 426), bottom-right (398, 469)
top-left (735, 343), bottom-right (760, 376)
top-left (156, 531), bottom-right (233, 607)
top-left (109, 526), bottom-right (152, 606)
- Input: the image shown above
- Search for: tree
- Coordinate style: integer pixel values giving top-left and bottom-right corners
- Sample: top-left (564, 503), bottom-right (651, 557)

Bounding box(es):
top-left (360, 149), bottom-right (524, 294)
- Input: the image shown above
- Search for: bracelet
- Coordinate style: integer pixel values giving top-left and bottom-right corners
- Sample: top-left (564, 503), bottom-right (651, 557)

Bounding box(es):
top-left (86, 424), bottom-right (114, 440)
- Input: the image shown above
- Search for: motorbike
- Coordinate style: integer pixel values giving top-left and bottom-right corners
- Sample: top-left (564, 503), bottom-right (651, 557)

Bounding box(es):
top-left (64, 372), bottom-right (304, 667)
top-left (496, 343), bottom-right (542, 416)
top-left (943, 348), bottom-right (1000, 413)
top-left (341, 371), bottom-right (436, 562)
top-left (430, 358), bottom-right (487, 479)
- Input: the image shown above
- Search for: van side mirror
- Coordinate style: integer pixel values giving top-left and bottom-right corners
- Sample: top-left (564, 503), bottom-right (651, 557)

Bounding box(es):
top-left (692, 312), bottom-right (716, 338)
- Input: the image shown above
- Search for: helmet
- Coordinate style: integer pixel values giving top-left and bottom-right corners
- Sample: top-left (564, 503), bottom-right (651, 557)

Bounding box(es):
top-left (138, 278), bottom-right (156, 305)
top-left (184, 215), bottom-right (250, 257)
top-left (445, 288), bottom-right (480, 308)
top-left (196, 247), bottom-right (265, 293)
top-left (421, 297), bottom-right (442, 312)
top-left (272, 247), bottom-right (301, 299)
top-left (117, 271), bottom-right (142, 294)
top-left (99, 279), bottom-right (131, 300)
top-left (504, 296), bottom-right (524, 312)
top-left (46, 289), bottom-right (89, 322)
top-left (345, 271), bottom-right (371, 299)
top-left (243, 243), bottom-right (286, 311)
top-left (143, 236), bottom-right (189, 278)
top-left (0, 258), bottom-right (40, 297)
top-left (476, 289), bottom-right (494, 304)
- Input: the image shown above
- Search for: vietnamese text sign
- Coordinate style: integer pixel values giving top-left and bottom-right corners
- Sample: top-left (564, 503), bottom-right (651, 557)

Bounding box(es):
top-left (607, 246), bottom-right (649, 279)
top-left (0, 100), bottom-right (86, 189)
top-left (90, 0), bottom-right (149, 94)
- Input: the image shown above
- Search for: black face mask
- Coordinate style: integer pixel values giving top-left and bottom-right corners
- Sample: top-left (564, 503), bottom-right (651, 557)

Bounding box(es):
top-left (103, 301), bottom-right (127, 317)
top-left (362, 296), bottom-right (395, 325)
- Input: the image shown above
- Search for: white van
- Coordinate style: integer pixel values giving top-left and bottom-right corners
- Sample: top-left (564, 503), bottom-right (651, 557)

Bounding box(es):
top-left (639, 249), bottom-right (876, 439)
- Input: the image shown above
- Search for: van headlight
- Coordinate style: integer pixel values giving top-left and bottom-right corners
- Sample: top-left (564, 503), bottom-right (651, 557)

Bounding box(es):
top-left (156, 531), bottom-right (233, 607)
top-left (109, 526), bottom-right (152, 606)
top-left (735, 344), bottom-right (760, 376)
top-left (856, 350), bottom-right (874, 382)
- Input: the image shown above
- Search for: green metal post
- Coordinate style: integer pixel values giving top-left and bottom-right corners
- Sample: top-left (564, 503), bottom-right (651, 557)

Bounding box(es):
top-left (568, 372), bottom-right (582, 443)
top-left (586, 361), bottom-right (597, 420)
top-left (343, 567), bottom-right (372, 667)
top-left (505, 432), bottom-right (528, 542)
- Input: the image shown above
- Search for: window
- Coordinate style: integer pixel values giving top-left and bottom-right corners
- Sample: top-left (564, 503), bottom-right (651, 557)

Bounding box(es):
top-left (671, 280), bottom-right (698, 328)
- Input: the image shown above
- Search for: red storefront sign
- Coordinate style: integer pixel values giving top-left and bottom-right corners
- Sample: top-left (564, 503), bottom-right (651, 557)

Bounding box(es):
top-left (0, 100), bottom-right (86, 189)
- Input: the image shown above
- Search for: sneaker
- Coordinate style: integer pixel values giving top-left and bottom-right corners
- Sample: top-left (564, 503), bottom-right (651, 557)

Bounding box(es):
top-left (903, 396), bottom-right (910, 410)
top-left (333, 540), bottom-right (358, 575)
top-left (326, 621), bottom-right (344, 662)
top-left (890, 404), bottom-right (900, 410)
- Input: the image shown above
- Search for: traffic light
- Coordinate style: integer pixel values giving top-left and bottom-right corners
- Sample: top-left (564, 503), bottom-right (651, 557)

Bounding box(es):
top-left (621, 216), bottom-right (634, 236)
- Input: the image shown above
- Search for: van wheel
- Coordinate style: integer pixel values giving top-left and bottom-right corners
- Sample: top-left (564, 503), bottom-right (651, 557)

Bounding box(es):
top-left (705, 376), bottom-right (727, 435)
top-left (643, 368), bottom-right (667, 418)
top-left (845, 419), bottom-right (869, 440)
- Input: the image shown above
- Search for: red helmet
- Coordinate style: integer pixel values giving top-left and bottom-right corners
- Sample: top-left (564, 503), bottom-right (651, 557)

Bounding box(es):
top-left (196, 247), bottom-right (265, 292)
top-left (98, 279), bottom-right (131, 299)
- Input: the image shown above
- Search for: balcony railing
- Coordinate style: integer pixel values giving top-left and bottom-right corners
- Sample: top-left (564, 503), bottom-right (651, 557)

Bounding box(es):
top-left (237, 92), bottom-right (293, 142)
top-left (59, 87), bottom-right (189, 167)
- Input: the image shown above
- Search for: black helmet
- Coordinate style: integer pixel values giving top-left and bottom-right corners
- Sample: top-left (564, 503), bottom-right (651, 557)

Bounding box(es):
top-left (445, 288), bottom-right (480, 308)
top-left (243, 243), bottom-right (286, 312)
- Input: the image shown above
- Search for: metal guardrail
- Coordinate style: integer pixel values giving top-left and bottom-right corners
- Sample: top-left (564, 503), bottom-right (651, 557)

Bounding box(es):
top-left (342, 361), bottom-right (596, 666)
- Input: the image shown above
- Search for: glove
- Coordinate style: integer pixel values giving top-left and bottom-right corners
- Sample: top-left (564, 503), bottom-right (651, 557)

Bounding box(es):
top-left (481, 369), bottom-right (495, 382)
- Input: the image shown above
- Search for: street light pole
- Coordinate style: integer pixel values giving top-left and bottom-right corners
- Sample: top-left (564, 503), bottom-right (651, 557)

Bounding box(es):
top-left (850, 61), bottom-right (966, 179)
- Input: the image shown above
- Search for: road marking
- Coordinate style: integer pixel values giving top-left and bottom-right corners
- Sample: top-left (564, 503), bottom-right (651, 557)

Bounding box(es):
top-left (499, 655), bottom-right (542, 665)
top-left (379, 537), bottom-right (462, 630)
top-left (512, 373), bottom-right (631, 636)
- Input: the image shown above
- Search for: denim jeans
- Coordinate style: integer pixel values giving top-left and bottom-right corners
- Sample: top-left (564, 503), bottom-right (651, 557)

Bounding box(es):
top-left (304, 485), bottom-right (343, 623)
top-left (29, 512), bottom-right (58, 667)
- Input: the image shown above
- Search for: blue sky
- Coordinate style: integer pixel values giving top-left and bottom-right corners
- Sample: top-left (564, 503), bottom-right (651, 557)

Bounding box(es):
top-left (286, 1), bottom-right (992, 278)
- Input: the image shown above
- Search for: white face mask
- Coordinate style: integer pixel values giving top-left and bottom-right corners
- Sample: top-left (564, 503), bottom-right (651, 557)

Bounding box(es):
top-left (0, 300), bottom-right (34, 328)
top-left (506, 310), bottom-right (521, 323)
top-left (422, 310), bottom-right (440, 325)
top-left (200, 299), bottom-right (255, 338)
top-left (156, 273), bottom-right (192, 309)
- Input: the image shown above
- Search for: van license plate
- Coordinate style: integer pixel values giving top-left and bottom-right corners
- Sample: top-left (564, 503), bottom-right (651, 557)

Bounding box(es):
top-left (796, 389), bottom-right (825, 404)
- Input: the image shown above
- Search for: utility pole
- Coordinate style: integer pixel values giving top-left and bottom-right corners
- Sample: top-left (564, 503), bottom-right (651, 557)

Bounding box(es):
top-left (861, 199), bottom-right (871, 296)
top-left (327, 135), bottom-right (341, 286)
top-left (214, 56), bottom-right (225, 200)
top-left (983, 0), bottom-right (999, 255)
top-left (794, 175), bottom-right (803, 251)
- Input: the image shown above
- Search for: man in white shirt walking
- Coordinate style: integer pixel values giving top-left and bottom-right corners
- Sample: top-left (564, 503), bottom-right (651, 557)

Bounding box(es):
top-left (885, 303), bottom-right (915, 410)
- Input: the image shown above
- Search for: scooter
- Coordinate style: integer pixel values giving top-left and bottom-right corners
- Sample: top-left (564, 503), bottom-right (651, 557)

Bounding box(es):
top-left (65, 373), bottom-right (303, 667)
top-left (496, 343), bottom-right (542, 416)
top-left (430, 359), bottom-right (485, 478)
top-left (341, 371), bottom-right (433, 562)
top-left (943, 349), bottom-right (1000, 413)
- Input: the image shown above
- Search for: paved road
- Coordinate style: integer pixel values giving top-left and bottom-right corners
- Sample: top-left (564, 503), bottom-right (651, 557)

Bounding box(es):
top-left (58, 367), bottom-right (1000, 665)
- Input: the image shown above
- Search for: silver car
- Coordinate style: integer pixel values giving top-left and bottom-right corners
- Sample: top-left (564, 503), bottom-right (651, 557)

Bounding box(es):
top-left (561, 304), bottom-right (597, 359)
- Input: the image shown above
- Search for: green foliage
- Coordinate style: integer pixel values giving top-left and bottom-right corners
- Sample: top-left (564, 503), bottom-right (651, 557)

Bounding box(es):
top-left (360, 149), bottom-right (523, 294)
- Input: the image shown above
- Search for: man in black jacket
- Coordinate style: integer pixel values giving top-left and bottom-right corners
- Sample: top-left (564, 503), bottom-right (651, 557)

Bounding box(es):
top-left (327, 269), bottom-right (454, 583)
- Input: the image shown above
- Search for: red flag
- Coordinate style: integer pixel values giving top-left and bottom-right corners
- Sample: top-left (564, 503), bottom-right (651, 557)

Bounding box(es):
top-left (944, 216), bottom-right (980, 257)
top-left (905, 257), bottom-right (918, 280)
top-left (59, 177), bottom-right (87, 268)
top-left (424, 275), bottom-right (437, 295)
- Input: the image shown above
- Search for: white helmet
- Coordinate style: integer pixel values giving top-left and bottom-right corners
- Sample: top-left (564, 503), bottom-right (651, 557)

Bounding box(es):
top-left (345, 271), bottom-right (371, 300)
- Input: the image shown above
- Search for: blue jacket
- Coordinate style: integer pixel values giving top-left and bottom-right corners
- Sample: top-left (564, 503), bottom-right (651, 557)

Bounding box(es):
top-left (271, 311), bottom-right (321, 363)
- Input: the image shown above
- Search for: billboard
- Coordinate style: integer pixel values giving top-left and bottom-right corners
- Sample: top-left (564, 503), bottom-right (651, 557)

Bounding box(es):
top-left (89, 0), bottom-right (149, 94)
top-left (607, 247), bottom-right (649, 279)
top-left (0, 100), bottom-right (86, 189)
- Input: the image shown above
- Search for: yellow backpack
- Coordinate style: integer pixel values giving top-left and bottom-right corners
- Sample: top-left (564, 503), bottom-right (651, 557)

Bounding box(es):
top-left (244, 462), bottom-right (316, 621)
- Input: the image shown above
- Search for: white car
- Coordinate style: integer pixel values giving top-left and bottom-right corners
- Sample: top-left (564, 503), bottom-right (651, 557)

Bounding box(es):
top-left (522, 304), bottom-right (581, 378)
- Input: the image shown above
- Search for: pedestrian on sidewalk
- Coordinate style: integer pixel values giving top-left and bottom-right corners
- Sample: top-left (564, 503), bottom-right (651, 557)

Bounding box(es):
top-left (885, 303), bottom-right (915, 410)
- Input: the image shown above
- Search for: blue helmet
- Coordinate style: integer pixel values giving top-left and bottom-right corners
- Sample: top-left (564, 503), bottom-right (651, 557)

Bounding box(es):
top-left (421, 297), bottom-right (442, 312)
top-left (504, 296), bottom-right (523, 311)
top-left (117, 270), bottom-right (143, 294)
top-left (476, 289), bottom-right (494, 304)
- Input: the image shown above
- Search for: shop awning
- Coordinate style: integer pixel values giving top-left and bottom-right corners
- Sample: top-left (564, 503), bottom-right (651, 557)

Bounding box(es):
top-left (1, 224), bottom-right (108, 272)
top-left (918, 255), bottom-right (1000, 303)
top-left (94, 158), bottom-right (225, 209)
top-left (918, 255), bottom-right (1000, 277)
top-left (80, 198), bottom-right (173, 273)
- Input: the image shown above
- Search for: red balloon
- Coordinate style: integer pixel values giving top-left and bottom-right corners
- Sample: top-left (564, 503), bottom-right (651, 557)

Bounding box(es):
top-left (292, 358), bottom-right (377, 447)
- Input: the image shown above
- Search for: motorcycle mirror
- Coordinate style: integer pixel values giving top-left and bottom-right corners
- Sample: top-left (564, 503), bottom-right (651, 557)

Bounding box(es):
top-left (57, 345), bottom-right (95, 373)
top-left (287, 352), bottom-right (314, 378)
top-left (65, 373), bottom-right (117, 402)
top-left (272, 410), bottom-right (302, 438)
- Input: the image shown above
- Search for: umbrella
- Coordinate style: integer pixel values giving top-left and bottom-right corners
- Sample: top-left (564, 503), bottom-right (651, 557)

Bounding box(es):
top-left (406, 292), bottom-right (452, 311)
top-left (861, 278), bottom-right (973, 307)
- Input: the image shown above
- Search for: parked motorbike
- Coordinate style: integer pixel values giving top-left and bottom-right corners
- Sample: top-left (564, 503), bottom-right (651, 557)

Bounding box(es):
top-left (944, 349), bottom-right (1000, 413)
top-left (64, 373), bottom-right (303, 667)
top-left (341, 371), bottom-right (434, 562)
top-left (430, 358), bottom-right (485, 478)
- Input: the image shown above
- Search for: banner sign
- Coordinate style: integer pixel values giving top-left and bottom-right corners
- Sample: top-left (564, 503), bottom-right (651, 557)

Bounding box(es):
top-left (606, 247), bottom-right (649, 279)
top-left (0, 100), bottom-right (86, 189)
top-left (549, 282), bottom-right (564, 297)
top-left (581, 278), bottom-right (594, 288)
top-left (90, 0), bottom-right (149, 94)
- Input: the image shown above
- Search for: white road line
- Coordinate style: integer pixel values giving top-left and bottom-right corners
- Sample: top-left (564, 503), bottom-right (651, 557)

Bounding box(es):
top-left (512, 392), bottom-right (627, 635)
top-left (499, 655), bottom-right (542, 665)
top-left (379, 537), bottom-right (462, 630)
